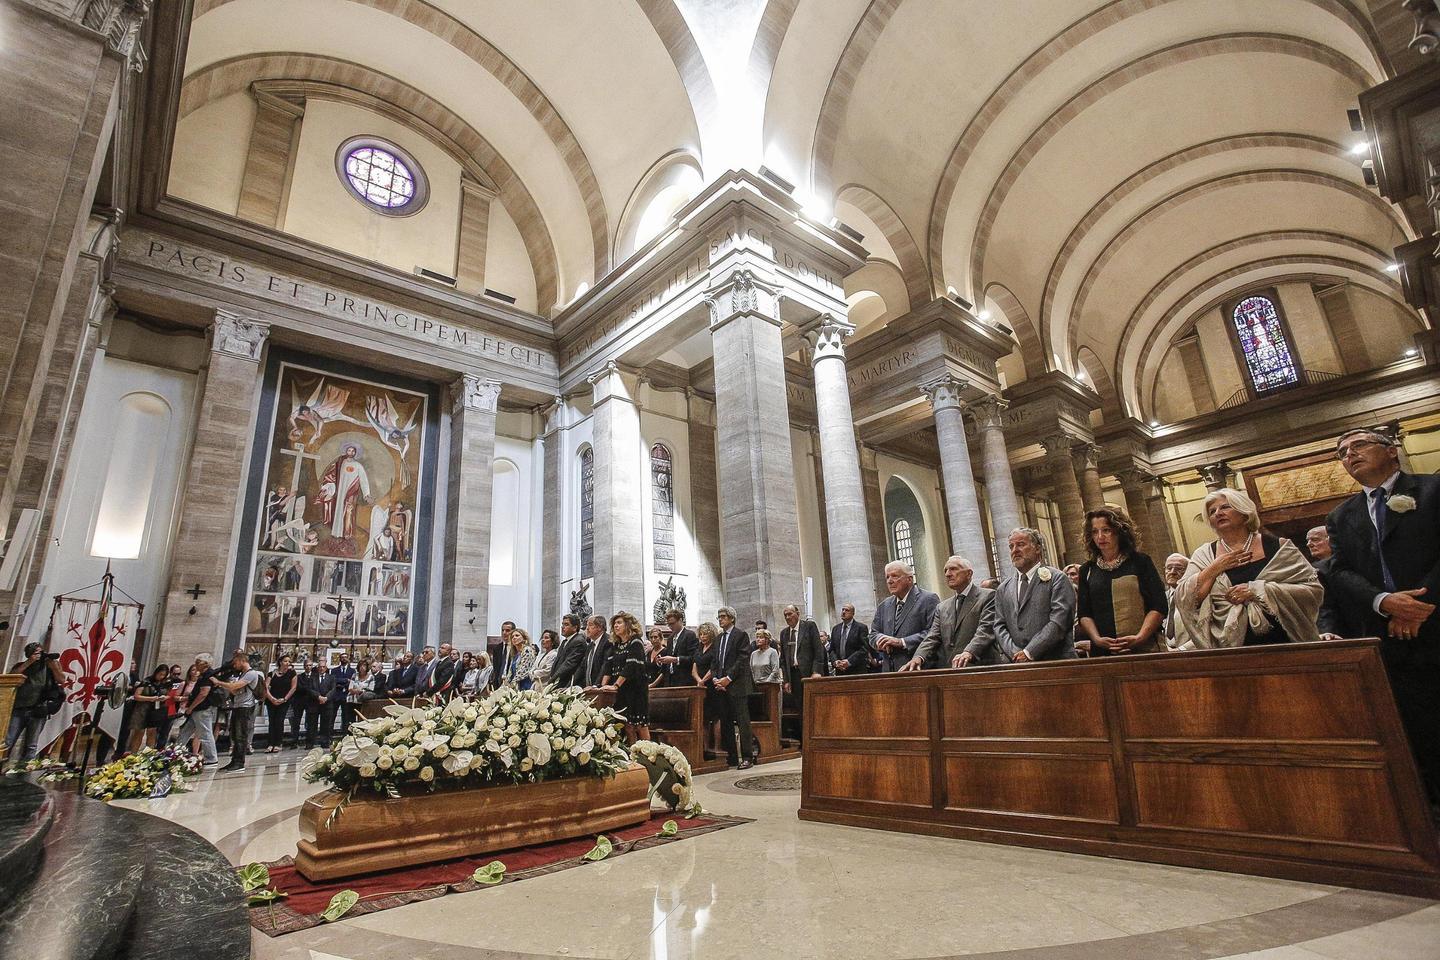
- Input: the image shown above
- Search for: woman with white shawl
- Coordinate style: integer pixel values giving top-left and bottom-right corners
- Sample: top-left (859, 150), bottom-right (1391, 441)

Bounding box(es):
top-left (1172, 488), bottom-right (1322, 650)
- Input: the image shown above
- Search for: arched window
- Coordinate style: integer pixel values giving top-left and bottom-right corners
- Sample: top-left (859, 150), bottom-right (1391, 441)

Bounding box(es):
top-left (651, 443), bottom-right (675, 573)
top-left (1230, 293), bottom-right (1300, 393)
top-left (892, 518), bottom-right (914, 567)
top-left (90, 391), bottom-right (171, 559)
top-left (579, 447), bottom-right (594, 580)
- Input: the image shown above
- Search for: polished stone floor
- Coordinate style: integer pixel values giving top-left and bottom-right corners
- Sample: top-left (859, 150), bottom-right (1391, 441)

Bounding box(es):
top-left (123, 754), bottom-right (1440, 959)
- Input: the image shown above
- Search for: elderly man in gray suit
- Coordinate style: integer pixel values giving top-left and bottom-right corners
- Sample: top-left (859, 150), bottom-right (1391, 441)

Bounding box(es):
top-left (900, 555), bottom-right (995, 670)
top-left (969, 528), bottom-right (1077, 664)
top-left (870, 560), bottom-right (941, 671)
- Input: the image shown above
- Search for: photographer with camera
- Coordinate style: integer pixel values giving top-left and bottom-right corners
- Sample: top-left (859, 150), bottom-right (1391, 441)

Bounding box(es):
top-left (5, 641), bottom-right (63, 767)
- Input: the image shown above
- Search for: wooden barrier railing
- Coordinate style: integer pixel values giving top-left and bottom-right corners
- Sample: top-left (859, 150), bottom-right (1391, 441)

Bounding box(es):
top-left (649, 686), bottom-right (726, 774)
top-left (799, 639), bottom-right (1440, 897)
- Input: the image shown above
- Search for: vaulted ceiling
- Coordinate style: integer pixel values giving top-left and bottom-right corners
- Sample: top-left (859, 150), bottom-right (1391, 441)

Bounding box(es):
top-left (177, 0), bottom-right (1422, 419)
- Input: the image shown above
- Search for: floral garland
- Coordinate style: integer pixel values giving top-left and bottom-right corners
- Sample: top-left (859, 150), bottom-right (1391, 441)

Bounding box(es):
top-left (630, 739), bottom-right (702, 816)
top-left (85, 746), bottom-right (202, 801)
top-left (303, 684), bottom-right (632, 799)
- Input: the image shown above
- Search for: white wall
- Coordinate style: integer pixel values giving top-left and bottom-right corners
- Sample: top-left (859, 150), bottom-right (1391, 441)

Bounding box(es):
top-left (487, 432), bottom-right (539, 636)
top-left (789, 427), bottom-right (834, 625)
top-left (168, 91), bottom-right (254, 216)
top-left (486, 200), bottom-right (539, 313)
top-left (875, 453), bottom-right (948, 593)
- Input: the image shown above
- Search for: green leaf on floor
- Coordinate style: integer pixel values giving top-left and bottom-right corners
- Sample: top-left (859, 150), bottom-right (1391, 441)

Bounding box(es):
top-left (582, 835), bottom-right (613, 861)
top-left (237, 862), bottom-right (269, 892)
top-left (659, 819), bottom-right (678, 837)
top-left (320, 890), bottom-right (359, 922)
top-left (247, 887), bottom-right (288, 906)
top-left (472, 861), bottom-right (506, 885)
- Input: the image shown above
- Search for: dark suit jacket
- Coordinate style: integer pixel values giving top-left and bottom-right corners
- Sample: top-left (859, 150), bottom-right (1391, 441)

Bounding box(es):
top-left (780, 619), bottom-right (826, 682)
top-left (715, 627), bottom-right (754, 697)
top-left (578, 633), bottom-right (611, 686)
top-left (870, 587), bottom-right (941, 671)
top-left (551, 632), bottom-right (589, 687)
top-left (1315, 556), bottom-right (1347, 636)
top-left (914, 586), bottom-right (996, 668)
top-left (669, 628), bottom-right (700, 680)
top-left (828, 619), bottom-right (873, 674)
top-left (1326, 471), bottom-right (1440, 664)
top-left (386, 662), bottom-right (418, 695)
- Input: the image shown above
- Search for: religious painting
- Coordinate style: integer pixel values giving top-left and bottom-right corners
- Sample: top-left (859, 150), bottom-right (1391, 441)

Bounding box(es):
top-left (235, 357), bottom-right (434, 652)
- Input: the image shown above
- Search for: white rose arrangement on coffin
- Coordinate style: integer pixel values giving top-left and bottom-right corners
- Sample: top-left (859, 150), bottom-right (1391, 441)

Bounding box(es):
top-left (294, 685), bottom-right (652, 881)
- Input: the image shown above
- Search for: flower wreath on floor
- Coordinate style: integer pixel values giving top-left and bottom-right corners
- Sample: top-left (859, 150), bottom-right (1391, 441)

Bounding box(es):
top-left (85, 746), bottom-right (202, 801)
top-left (630, 739), bottom-right (703, 816)
top-left (303, 684), bottom-right (633, 819)
top-left (7, 757), bottom-right (79, 783)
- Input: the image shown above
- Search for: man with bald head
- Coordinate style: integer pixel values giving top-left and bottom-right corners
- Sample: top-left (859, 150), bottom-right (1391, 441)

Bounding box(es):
top-left (902, 556), bottom-right (995, 670)
top-left (1162, 552), bottom-right (1189, 645)
top-left (1307, 525), bottom-right (1345, 640)
top-left (870, 560), bottom-right (940, 672)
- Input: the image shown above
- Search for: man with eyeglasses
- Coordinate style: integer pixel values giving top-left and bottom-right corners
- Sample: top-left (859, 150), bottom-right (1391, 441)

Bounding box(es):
top-left (1325, 428), bottom-right (1440, 809)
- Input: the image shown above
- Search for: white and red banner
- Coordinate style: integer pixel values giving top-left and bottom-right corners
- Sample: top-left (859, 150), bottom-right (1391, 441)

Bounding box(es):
top-left (38, 594), bottom-right (142, 748)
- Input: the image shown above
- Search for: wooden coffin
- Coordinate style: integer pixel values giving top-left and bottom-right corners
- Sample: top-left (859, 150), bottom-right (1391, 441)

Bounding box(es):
top-left (294, 765), bottom-right (651, 880)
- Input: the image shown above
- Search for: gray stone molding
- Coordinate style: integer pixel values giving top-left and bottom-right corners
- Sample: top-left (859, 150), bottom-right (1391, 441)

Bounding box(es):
top-left (79, 0), bottom-right (151, 71)
top-left (540, 395), bottom-right (565, 436)
top-left (210, 310), bottom-right (269, 362)
top-left (587, 360), bottom-right (640, 406)
top-left (919, 373), bottom-right (968, 413)
top-left (451, 374), bottom-right (501, 415)
top-left (685, 387), bottom-right (716, 428)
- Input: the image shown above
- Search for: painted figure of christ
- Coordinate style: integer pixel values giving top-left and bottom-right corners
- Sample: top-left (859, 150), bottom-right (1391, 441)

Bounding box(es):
top-left (317, 444), bottom-right (371, 542)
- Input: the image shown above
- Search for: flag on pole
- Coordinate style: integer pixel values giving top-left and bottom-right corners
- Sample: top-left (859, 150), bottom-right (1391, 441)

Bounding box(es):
top-left (39, 575), bottom-right (141, 749)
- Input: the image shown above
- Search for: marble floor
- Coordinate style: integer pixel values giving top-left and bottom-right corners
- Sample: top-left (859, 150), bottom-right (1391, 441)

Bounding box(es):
top-left (124, 754), bottom-right (1440, 960)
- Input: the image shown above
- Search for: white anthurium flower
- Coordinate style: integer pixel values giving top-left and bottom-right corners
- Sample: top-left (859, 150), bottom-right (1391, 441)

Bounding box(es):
top-left (418, 734), bottom-right (450, 752)
top-left (498, 747), bottom-right (514, 769)
top-left (301, 748), bottom-right (327, 775)
top-left (442, 697), bottom-right (467, 720)
top-left (382, 704), bottom-right (412, 718)
top-left (339, 738), bottom-right (381, 767)
top-left (486, 739), bottom-right (502, 753)
top-left (527, 732), bottom-right (552, 766)
top-left (574, 735), bottom-right (595, 756)
top-left (442, 750), bottom-right (473, 773)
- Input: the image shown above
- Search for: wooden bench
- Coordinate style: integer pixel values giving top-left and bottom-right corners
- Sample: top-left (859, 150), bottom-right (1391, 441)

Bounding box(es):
top-left (648, 685), bottom-right (726, 774)
top-left (799, 639), bottom-right (1440, 897)
top-left (749, 681), bottom-right (800, 764)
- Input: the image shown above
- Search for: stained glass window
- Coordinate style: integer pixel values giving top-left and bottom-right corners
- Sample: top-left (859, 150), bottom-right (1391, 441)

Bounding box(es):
top-left (335, 137), bottom-right (428, 215)
top-left (579, 447), bottom-right (594, 580)
top-left (650, 444), bottom-right (675, 573)
top-left (1231, 295), bottom-right (1299, 393)
top-left (893, 518), bottom-right (914, 567)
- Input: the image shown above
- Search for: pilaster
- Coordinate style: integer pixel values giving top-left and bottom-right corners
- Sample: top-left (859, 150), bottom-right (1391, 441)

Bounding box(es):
top-left (442, 374), bottom-right (502, 645)
top-left (539, 395), bottom-right (564, 629)
top-left (455, 177), bottom-right (497, 295)
top-left (235, 87), bottom-right (305, 228)
top-left (589, 361), bottom-right (645, 616)
top-left (686, 389), bottom-right (724, 622)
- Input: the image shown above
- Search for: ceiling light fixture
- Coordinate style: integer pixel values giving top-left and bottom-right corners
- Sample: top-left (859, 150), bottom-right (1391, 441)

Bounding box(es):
top-left (1405, 347), bottom-right (1419, 357)
top-left (978, 309), bottom-right (992, 321)
top-left (1386, 263), bottom-right (1401, 273)
top-left (1350, 141), bottom-right (1370, 156)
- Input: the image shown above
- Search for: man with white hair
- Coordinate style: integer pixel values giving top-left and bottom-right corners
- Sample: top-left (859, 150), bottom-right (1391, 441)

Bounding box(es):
top-left (171, 652), bottom-right (219, 766)
top-left (870, 560), bottom-right (940, 672)
top-left (1162, 552), bottom-right (1189, 644)
top-left (970, 528), bottom-right (1077, 663)
top-left (1307, 525), bottom-right (1345, 639)
top-left (901, 556), bottom-right (995, 670)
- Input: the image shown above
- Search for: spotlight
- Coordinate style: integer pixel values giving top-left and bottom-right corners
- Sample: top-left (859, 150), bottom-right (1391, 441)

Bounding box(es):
top-left (1149, 420), bottom-right (1160, 428)
top-left (1386, 263), bottom-right (1401, 273)
top-left (1405, 347), bottom-right (1419, 357)
top-left (978, 309), bottom-right (992, 321)
top-left (1350, 142), bottom-right (1370, 156)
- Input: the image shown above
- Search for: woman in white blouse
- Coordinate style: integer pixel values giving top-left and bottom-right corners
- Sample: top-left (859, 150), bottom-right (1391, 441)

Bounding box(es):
top-left (750, 629), bottom-right (783, 684)
top-left (462, 652), bottom-right (492, 697)
top-left (533, 630), bottom-right (560, 686)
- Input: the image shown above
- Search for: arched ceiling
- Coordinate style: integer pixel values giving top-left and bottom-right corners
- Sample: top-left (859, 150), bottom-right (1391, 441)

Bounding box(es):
top-left (175, 0), bottom-right (1418, 387)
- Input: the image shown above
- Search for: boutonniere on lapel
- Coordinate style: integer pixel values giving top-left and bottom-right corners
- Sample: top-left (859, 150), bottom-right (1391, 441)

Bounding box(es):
top-left (1387, 494), bottom-right (1417, 514)
top-left (1036, 567), bottom-right (1053, 582)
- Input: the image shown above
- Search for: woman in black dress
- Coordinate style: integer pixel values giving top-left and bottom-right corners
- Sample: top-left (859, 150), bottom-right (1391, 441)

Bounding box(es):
top-left (263, 655), bottom-right (298, 752)
top-left (130, 665), bottom-right (173, 752)
top-left (602, 611), bottom-right (650, 743)
top-left (691, 621), bottom-right (723, 756)
top-left (1075, 507), bottom-right (1169, 655)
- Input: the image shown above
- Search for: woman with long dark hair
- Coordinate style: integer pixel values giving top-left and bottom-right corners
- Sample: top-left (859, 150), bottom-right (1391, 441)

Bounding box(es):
top-left (1075, 506), bottom-right (1169, 655)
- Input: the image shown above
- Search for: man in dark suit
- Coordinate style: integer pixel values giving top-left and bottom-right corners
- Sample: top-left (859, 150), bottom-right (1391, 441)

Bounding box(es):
top-left (660, 609), bottom-right (700, 686)
top-left (385, 651), bottom-right (418, 697)
top-left (1307, 525), bottom-right (1347, 638)
top-left (325, 653), bottom-right (357, 735)
top-left (428, 642), bottom-right (461, 698)
top-left (901, 556), bottom-right (995, 670)
top-left (715, 606), bottom-right (755, 769)
top-left (829, 603), bottom-right (873, 676)
top-left (870, 561), bottom-right (941, 671)
top-left (779, 604), bottom-right (825, 742)
top-left (577, 615), bottom-right (611, 688)
top-left (1326, 428), bottom-right (1440, 805)
top-left (551, 613), bottom-right (589, 687)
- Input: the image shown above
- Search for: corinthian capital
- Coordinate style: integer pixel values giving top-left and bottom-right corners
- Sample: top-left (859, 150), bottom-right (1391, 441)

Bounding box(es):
top-left (800, 313), bottom-right (854, 364)
top-left (211, 310), bottom-right (269, 361)
top-left (453, 374), bottom-right (502, 414)
top-left (964, 394), bottom-right (1009, 430)
top-left (919, 374), bottom-right (968, 412)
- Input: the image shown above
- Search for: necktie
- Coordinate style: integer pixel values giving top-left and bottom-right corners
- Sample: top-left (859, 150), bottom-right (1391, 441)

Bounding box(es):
top-left (894, 596), bottom-right (905, 632)
top-left (1018, 572), bottom-right (1030, 609)
top-left (718, 630), bottom-right (729, 670)
top-left (1371, 488), bottom-right (1397, 592)
top-left (791, 627), bottom-right (799, 666)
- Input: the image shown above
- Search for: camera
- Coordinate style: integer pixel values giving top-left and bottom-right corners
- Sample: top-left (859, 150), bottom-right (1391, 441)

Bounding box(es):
top-left (44, 652), bottom-right (60, 661)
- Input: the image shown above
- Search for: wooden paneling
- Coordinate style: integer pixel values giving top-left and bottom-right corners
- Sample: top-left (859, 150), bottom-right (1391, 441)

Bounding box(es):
top-left (799, 641), bottom-right (1440, 897)
top-left (945, 755), bottom-right (1118, 823)
top-left (1120, 672), bottom-right (1371, 741)
top-left (649, 686), bottom-right (726, 775)
top-left (941, 679), bottom-right (1105, 740)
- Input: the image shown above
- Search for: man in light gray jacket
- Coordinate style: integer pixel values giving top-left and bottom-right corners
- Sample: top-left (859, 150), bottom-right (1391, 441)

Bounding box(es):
top-left (901, 556), bottom-right (995, 670)
top-left (967, 528), bottom-right (1077, 664)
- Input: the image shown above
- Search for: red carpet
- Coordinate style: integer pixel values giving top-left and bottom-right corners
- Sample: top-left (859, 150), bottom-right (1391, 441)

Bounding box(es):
top-left (250, 810), bottom-right (751, 936)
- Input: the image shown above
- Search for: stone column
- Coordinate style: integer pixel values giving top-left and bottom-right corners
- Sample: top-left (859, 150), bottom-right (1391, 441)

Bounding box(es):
top-left (539, 396), bottom-right (564, 629)
top-left (1041, 433), bottom-right (1088, 565)
top-left (442, 374), bottom-right (502, 645)
top-left (236, 88), bottom-right (305, 228)
top-left (589, 361), bottom-right (645, 616)
top-left (1198, 461), bottom-right (1233, 492)
top-left (455, 177), bottom-right (496, 295)
top-left (1073, 442), bottom-right (1106, 511)
top-left (707, 270), bottom-right (803, 625)
top-left (966, 395), bottom-right (1022, 576)
top-left (803, 315), bottom-right (877, 622)
top-left (686, 389), bottom-right (724, 622)
top-left (921, 374), bottom-right (992, 579)
top-left (1116, 468), bottom-right (1158, 553)
top-left (859, 444), bottom-right (888, 594)
top-left (157, 312), bottom-right (270, 665)
top-left (1143, 474), bottom-right (1178, 558)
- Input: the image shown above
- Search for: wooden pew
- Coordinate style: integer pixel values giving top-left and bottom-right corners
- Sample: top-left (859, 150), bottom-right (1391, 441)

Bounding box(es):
top-left (749, 681), bottom-right (800, 764)
top-left (799, 639), bottom-right (1440, 897)
top-left (648, 685), bottom-right (726, 773)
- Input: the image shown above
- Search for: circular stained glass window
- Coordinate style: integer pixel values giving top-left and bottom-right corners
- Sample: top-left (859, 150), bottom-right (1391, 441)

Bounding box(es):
top-left (335, 137), bottom-right (429, 216)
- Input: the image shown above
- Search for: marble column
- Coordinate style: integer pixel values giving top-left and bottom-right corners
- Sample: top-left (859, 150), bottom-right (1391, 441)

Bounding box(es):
top-left (803, 315), bottom-right (877, 622)
top-left (539, 397), bottom-right (564, 629)
top-left (442, 374), bottom-right (502, 646)
top-left (921, 374), bottom-right (992, 579)
top-left (1116, 468), bottom-right (1157, 554)
top-left (1198, 461), bottom-right (1233, 492)
top-left (707, 270), bottom-right (803, 625)
top-left (157, 312), bottom-right (270, 665)
top-left (1143, 474), bottom-right (1179, 558)
top-left (236, 89), bottom-right (304, 228)
top-left (966, 395), bottom-right (1022, 576)
top-left (1041, 433), bottom-right (1088, 565)
top-left (1073, 442), bottom-right (1106, 511)
top-left (686, 389), bottom-right (725, 622)
top-left (859, 444), bottom-right (889, 594)
top-left (589, 361), bottom-right (645, 616)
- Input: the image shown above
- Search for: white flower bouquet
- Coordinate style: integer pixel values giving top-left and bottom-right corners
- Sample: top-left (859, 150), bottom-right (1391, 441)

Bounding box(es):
top-left (85, 746), bottom-right (202, 801)
top-left (630, 739), bottom-right (702, 816)
top-left (302, 684), bottom-right (632, 799)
